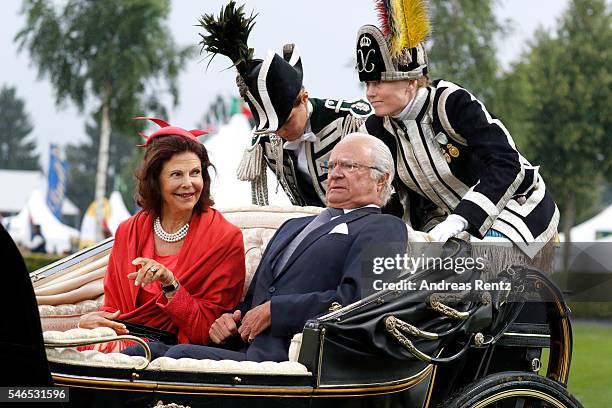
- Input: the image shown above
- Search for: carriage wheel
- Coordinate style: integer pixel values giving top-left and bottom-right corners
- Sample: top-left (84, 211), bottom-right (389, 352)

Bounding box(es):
top-left (436, 371), bottom-right (583, 408)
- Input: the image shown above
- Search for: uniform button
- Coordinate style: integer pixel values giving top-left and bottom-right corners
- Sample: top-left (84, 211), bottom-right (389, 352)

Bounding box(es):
top-left (268, 287), bottom-right (276, 293)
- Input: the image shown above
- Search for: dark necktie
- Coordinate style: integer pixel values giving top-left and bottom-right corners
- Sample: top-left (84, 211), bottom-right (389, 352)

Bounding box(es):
top-left (273, 207), bottom-right (344, 277)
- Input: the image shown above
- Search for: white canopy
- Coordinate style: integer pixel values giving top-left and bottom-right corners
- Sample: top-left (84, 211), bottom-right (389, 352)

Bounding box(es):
top-left (564, 205), bottom-right (612, 242)
top-left (204, 114), bottom-right (290, 208)
top-left (5, 189), bottom-right (79, 253)
top-left (0, 169), bottom-right (79, 216)
top-left (108, 191), bottom-right (131, 234)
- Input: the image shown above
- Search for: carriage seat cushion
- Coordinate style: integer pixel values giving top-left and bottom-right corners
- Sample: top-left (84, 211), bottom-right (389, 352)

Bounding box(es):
top-left (46, 347), bottom-right (309, 375)
top-left (44, 327), bottom-right (308, 375)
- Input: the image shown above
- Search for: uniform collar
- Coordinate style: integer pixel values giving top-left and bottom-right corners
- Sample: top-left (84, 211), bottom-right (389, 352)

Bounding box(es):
top-left (282, 100), bottom-right (316, 150)
top-left (283, 130), bottom-right (316, 150)
top-left (391, 87), bottom-right (429, 121)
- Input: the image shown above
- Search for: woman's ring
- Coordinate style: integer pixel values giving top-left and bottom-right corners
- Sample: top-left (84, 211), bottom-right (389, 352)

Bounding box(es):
top-left (149, 265), bottom-right (159, 273)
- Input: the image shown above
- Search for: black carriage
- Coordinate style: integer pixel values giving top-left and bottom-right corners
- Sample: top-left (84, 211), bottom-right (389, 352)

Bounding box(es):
top-left (26, 235), bottom-right (581, 408)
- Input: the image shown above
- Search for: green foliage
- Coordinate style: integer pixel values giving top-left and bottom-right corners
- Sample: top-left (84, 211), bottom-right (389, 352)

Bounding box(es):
top-left (15, 0), bottom-right (192, 133)
top-left (23, 252), bottom-right (64, 273)
top-left (15, 0), bottom-right (192, 223)
top-left (493, 0), bottom-right (612, 225)
top-left (427, 0), bottom-right (509, 102)
top-left (487, 61), bottom-right (532, 148)
top-left (0, 85), bottom-right (40, 170)
top-left (568, 302), bottom-right (612, 320)
top-left (65, 113), bottom-right (139, 216)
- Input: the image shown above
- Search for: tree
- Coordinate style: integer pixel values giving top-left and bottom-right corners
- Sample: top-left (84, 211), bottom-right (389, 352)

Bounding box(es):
top-left (0, 85), bottom-right (40, 170)
top-left (496, 0), bottom-right (611, 256)
top-left (65, 113), bottom-right (140, 216)
top-left (16, 0), bottom-right (190, 240)
top-left (487, 60), bottom-right (533, 148)
top-left (427, 0), bottom-right (510, 102)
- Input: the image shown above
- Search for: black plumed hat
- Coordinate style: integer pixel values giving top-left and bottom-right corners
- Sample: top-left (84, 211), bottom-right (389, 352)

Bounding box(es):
top-left (199, 2), bottom-right (303, 134)
top-left (356, 0), bottom-right (429, 82)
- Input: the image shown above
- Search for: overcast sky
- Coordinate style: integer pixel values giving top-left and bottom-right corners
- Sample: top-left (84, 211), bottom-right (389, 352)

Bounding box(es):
top-left (1, 0), bottom-right (570, 171)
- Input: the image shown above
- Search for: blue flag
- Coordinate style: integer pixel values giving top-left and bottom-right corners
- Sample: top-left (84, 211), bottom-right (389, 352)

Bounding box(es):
top-left (47, 144), bottom-right (68, 220)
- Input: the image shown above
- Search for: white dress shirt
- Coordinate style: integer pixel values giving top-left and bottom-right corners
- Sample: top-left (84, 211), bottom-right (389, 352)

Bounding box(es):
top-left (282, 101), bottom-right (315, 178)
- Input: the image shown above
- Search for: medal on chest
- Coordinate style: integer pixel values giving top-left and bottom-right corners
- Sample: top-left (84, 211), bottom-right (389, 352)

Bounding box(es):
top-left (435, 132), bottom-right (460, 163)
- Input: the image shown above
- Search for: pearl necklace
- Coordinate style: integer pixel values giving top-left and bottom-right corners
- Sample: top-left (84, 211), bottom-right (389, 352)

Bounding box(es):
top-left (153, 217), bottom-right (189, 243)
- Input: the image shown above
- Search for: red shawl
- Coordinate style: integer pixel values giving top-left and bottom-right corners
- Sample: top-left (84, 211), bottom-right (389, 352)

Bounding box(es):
top-left (100, 208), bottom-right (245, 345)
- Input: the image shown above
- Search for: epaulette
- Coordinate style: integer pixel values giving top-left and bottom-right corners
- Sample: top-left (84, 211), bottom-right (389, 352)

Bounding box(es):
top-left (323, 98), bottom-right (373, 118)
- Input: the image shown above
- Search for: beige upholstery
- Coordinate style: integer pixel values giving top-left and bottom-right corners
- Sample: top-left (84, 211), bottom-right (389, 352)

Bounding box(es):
top-left (45, 348), bottom-right (309, 375)
top-left (44, 327), bottom-right (309, 374)
top-left (221, 206), bottom-right (321, 295)
top-left (46, 348), bottom-right (148, 369)
top-left (147, 357), bottom-right (309, 375)
top-left (38, 297), bottom-right (104, 332)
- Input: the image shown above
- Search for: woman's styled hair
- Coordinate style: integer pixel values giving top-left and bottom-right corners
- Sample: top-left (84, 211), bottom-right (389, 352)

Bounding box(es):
top-left (416, 75), bottom-right (431, 89)
top-left (135, 135), bottom-right (214, 217)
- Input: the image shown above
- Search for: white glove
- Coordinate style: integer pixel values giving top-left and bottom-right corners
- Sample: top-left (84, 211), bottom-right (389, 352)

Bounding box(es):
top-left (428, 214), bottom-right (469, 242)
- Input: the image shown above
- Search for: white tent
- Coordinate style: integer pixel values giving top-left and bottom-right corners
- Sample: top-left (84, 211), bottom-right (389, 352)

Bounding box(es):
top-left (204, 114), bottom-right (290, 208)
top-left (79, 191), bottom-right (132, 247)
top-left (108, 191), bottom-right (132, 234)
top-left (563, 205), bottom-right (612, 242)
top-left (0, 169), bottom-right (79, 216)
top-left (5, 189), bottom-right (79, 253)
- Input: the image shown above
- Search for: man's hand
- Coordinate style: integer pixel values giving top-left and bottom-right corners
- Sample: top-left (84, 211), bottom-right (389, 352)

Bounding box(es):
top-left (238, 301), bottom-right (271, 343)
top-left (78, 310), bottom-right (129, 335)
top-left (209, 310), bottom-right (241, 344)
top-left (428, 214), bottom-right (468, 242)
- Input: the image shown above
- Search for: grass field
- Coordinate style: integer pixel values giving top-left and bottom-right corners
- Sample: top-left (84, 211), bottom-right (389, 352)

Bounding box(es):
top-left (555, 320), bottom-right (612, 407)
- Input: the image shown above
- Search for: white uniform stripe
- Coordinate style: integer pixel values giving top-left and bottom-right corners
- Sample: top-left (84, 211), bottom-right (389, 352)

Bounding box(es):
top-left (464, 190), bottom-right (500, 217)
top-left (437, 87), bottom-right (467, 146)
top-left (496, 212), bottom-right (535, 242)
top-left (420, 119), bottom-right (469, 200)
top-left (395, 123), bottom-right (450, 211)
top-left (246, 90), bottom-right (267, 131)
top-left (287, 44), bottom-right (301, 66)
top-left (257, 52), bottom-right (278, 132)
top-left (458, 83), bottom-right (525, 209)
top-left (314, 118), bottom-right (343, 153)
top-left (382, 117), bottom-right (422, 195)
top-left (403, 120), bottom-right (460, 209)
top-left (506, 174), bottom-right (547, 217)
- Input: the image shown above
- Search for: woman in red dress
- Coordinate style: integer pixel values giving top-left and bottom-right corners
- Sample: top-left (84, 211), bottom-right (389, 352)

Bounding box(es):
top-left (79, 118), bottom-right (245, 356)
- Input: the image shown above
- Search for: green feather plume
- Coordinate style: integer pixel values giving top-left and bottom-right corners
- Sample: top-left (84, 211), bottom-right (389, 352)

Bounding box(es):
top-left (197, 1), bottom-right (257, 76)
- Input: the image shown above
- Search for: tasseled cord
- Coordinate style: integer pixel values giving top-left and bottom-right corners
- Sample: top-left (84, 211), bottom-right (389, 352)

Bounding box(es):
top-left (236, 136), bottom-right (269, 205)
top-left (342, 115), bottom-right (367, 136)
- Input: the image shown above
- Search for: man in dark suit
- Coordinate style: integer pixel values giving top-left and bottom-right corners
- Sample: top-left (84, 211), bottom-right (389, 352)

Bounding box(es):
top-left (163, 133), bottom-right (408, 361)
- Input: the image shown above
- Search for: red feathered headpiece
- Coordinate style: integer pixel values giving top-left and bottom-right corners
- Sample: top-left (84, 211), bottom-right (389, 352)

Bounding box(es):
top-left (134, 117), bottom-right (208, 147)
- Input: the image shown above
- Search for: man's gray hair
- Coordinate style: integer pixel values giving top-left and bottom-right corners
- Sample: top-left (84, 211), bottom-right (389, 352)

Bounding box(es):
top-left (343, 132), bottom-right (395, 204)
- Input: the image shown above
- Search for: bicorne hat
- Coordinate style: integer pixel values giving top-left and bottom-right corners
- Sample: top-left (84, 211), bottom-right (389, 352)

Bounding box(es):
top-left (356, 0), bottom-right (430, 82)
top-left (198, 1), bottom-right (303, 134)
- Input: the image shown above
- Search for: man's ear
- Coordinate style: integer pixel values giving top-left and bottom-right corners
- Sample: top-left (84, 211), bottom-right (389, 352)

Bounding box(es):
top-left (302, 89), bottom-right (309, 104)
top-left (377, 173), bottom-right (389, 191)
